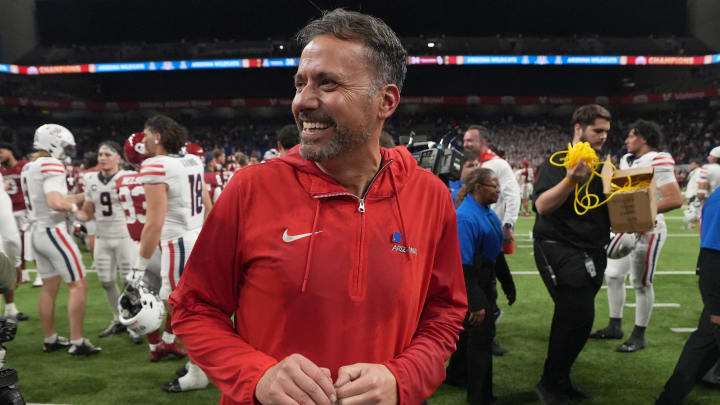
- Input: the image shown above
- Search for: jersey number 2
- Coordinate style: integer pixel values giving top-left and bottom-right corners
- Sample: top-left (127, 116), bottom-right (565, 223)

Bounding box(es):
top-left (188, 174), bottom-right (203, 216)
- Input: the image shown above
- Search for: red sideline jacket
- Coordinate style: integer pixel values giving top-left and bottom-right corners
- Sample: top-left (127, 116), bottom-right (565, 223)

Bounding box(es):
top-left (170, 145), bottom-right (468, 405)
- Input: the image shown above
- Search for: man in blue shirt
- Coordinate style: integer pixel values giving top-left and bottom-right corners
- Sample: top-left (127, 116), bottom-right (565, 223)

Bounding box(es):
top-left (656, 187), bottom-right (720, 404)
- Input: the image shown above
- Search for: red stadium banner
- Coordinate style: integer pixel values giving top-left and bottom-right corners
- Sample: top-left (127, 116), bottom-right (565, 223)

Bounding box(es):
top-left (1, 88), bottom-right (719, 111)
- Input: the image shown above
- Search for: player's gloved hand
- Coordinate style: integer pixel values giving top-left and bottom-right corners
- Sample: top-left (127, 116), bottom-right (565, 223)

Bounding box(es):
top-left (126, 256), bottom-right (150, 291)
top-left (125, 268), bottom-right (146, 291)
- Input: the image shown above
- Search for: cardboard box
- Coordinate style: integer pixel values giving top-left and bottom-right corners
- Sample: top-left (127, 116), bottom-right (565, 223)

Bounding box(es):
top-left (600, 161), bottom-right (657, 233)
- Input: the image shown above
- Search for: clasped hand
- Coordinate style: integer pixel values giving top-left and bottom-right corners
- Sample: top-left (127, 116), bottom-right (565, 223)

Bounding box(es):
top-left (256, 354), bottom-right (397, 405)
top-left (566, 160), bottom-right (591, 185)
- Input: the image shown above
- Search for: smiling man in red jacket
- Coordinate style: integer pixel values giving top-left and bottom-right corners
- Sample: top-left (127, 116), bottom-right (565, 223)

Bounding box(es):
top-left (169, 9), bottom-right (467, 405)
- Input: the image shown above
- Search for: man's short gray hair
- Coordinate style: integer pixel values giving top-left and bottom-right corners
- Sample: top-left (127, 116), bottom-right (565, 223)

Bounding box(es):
top-left (296, 8), bottom-right (407, 93)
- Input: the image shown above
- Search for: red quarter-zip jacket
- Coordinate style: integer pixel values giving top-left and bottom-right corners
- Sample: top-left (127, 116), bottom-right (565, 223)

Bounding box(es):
top-left (170, 145), bottom-right (467, 405)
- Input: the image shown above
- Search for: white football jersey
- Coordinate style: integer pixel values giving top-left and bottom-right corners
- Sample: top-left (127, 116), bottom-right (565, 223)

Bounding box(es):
top-left (20, 157), bottom-right (69, 228)
top-left (84, 170), bottom-right (131, 239)
top-left (699, 163), bottom-right (720, 195)
top-left (140, 154), bottom-right (204, 241)
top-left (620, 151), bottom-right (677, 200)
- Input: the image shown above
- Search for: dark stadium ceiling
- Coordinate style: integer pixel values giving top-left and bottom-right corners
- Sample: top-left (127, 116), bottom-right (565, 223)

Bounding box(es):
top-left (35, 0), bottom-right (688, 46)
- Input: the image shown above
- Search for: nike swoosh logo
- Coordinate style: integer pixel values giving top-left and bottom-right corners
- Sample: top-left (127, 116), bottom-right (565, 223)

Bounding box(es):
top-left (282, 229), bottom-right (322, 243)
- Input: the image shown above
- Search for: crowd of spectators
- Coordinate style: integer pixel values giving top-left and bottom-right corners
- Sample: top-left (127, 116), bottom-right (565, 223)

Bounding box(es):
top-left (0, 106), bottom-right (718, 178)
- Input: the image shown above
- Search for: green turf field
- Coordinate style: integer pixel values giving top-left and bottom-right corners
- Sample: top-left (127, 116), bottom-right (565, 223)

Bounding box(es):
top-left (5, 208), bottom-right (716, 404)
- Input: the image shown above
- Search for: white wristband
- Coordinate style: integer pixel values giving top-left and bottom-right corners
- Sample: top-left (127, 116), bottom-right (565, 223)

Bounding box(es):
top-left (71, 203), bottom-right (78, 212)
top-left (135, 256), bottom-right (149, 271)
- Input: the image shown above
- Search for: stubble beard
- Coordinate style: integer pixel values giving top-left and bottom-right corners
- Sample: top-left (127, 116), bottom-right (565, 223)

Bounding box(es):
top-left (299, 124), bottom-right (372, 162)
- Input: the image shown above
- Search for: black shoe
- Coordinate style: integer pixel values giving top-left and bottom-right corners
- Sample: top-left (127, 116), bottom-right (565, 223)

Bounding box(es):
top-left (128, 331), bottom-right (143, 345)
top-left (175, 364), bottom-right (189, 378)
top-left (163, 378), bottom-right (183, 393)
top-left (535, 383), bottom-right (569, 405)
top-left (98, 321), bottom-right (126, 338)
top-left (589, 326), bottom-right (623, 340)
top-left (616, 338), bottom-right (646, 353)
top-left (567, 383), bottom-right (592, 400)
top-left (68, 339), bottom-right (102, 356)
top-left (12, 313), bottom-right (29, 322)
top-left (43, 336), bottom-right (70, 352)
top-left (492, 341), bottom-right (508, 356)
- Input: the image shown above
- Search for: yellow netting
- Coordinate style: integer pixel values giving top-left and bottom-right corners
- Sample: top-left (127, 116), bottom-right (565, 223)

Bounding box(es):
top-left (549, 142), bottom-right (651, 215)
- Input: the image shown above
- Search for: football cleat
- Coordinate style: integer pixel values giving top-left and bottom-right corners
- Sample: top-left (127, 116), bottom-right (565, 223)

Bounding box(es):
top-left (589, 326), bottom-right (623, 340)
top-left (150, 341), bottom-right (187, 363)
top-left (43, 336), bottom-right (70, 353)
top-left (12, 313), bottom-right (29, 322)
top-left (98, 320), bottom-right (126, 338)
top-left (128, 330), bottom-right (144, 345)
top-left (68, 339), bottom-right (102, 356)
top-left (162, 364), bottom-right (208, 392)
top-left (616, 338), bottom-right (646, 353)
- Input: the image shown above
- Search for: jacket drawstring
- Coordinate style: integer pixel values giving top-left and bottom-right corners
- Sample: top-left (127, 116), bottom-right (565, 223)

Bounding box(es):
top-left (301, 198), bottom-right (321, 292)
top-left (389, 166), bottom-right (412, 261)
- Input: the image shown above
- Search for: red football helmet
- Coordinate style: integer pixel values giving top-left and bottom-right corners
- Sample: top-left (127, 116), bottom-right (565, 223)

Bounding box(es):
top-left (124, 132), bottom-right (150, 169)
top-left (185, 142), bottom-right (205, 158)
top-left (184, 142), bottom-right (205, 162)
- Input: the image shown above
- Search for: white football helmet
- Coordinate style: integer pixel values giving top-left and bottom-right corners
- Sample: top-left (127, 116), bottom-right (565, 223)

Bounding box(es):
top-left (118, 285), bottom-right (164, 336)
top-left (606, 232), bottom-right (637, 259)
top-left (33, 124), bottom-right (76, 160)
top-left (263, 148), bottom-right (279, 161)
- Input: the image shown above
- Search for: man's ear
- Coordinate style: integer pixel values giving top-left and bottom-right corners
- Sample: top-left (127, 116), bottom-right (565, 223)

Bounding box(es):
top-left (377, 84), bottom-right (401, 121)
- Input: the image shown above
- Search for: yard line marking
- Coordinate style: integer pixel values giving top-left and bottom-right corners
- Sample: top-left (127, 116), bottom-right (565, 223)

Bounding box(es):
top-left (515, 215), bottom-right (686, 220)
top-left (671, 328), bottom-right (697, 333)
top-left (625, 303), bottom-right (681, 308)
top-left (512, 270), bottom-right (695, 275)
top-left (25, 269), bottom-right (97, 273)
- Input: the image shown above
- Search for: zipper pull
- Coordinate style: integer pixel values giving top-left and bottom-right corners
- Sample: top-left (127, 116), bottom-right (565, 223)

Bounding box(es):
top-left (358, 198), bottom-right (365, 213)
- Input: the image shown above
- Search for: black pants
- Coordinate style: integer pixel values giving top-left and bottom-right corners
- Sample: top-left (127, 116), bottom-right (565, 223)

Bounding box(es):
top-left (447, 316), bottom-right (496, 405)
top-left (657, 248), bottom-right (720, 404)
top-left (534, 240), bottom-right (606, 394)
top-left (447, 261), bottom-right (497, 405)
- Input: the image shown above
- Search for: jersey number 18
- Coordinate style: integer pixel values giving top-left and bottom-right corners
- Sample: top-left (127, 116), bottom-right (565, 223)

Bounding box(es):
top-left (188, 174), bottom-right (203, 216)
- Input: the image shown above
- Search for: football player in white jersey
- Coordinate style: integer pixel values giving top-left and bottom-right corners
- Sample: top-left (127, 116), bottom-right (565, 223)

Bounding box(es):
top-left (519, 160), bottom-right (534, 217)
top-left (683, 160), bottom-right (702, 230)
top-left (119, 132), bottom-right (188, 363)
top-left (0, 172), bottom-right (21, 293)
top-left (21, 124), bottom-right (101, 356)
top-left (135, 115), bottom-right (211, 392)
top-left (697, 146), bottom-right (720, 202)
top-left (73, 141), bottom-right (140, 343)
top-left (590, 120), bottom-right (683, 352)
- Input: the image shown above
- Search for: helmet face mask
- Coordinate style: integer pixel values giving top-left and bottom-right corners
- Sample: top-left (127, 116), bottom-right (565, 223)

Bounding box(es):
top-left (118, 285), bottom-right (164, 336)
